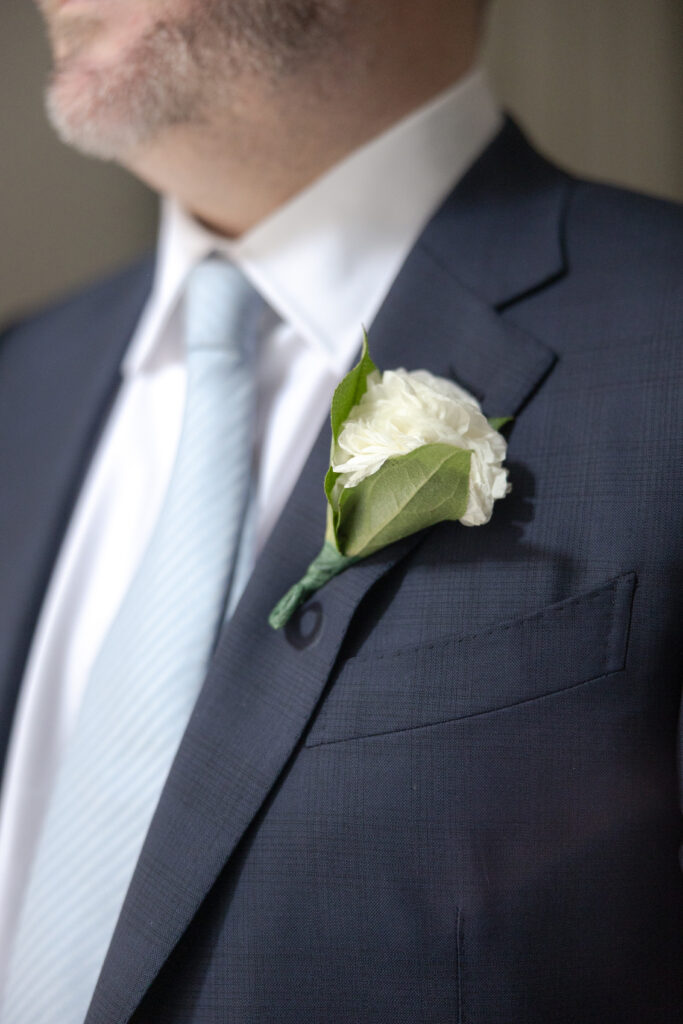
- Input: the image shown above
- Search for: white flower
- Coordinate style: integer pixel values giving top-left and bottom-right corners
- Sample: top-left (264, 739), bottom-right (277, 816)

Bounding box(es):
top-left (331, 368), bottom-right (510, 526)
top-left (270, 344), bottom-right (512, 629)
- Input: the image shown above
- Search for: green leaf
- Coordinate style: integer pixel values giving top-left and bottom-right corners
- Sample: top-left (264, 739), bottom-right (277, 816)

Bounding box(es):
top-left (329, 329), bottom-right (377, 446)
top-left (488, 416), bottom-right (513, 432)
top-left (335, 444), bottom-right (472, 559)
top-left (324, 464), bottom-right (343, 550)
top-left (269, 541), bottom-right (358, 629)
top-left (323, 329), bottom-right (378, 552)
top-left (324, 464), bottom-right (340, 513)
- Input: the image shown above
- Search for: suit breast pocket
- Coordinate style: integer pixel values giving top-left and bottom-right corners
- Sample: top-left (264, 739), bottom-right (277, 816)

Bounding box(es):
top-left (304, 573), bottom-right (636, 747)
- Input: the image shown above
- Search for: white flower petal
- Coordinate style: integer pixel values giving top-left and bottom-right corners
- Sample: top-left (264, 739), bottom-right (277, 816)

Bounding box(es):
top-left (331, 366), bottom-right (509, 525)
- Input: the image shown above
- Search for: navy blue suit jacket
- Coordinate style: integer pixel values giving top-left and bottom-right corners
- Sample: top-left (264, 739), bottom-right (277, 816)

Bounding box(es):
top-left (1, 122), bottom-right (682, 1022)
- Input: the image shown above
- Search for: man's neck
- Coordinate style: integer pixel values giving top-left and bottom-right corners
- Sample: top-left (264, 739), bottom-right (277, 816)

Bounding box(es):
top-left (123, 9), bottom-right (482, 238)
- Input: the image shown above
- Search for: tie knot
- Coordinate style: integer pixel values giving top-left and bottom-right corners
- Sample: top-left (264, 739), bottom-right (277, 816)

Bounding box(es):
top-left (184, 256), bottom-right (266, 356)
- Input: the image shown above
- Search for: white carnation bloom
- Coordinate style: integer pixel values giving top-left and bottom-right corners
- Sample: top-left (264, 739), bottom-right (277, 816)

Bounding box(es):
top-left (331, 368), bottom-right (510, 526)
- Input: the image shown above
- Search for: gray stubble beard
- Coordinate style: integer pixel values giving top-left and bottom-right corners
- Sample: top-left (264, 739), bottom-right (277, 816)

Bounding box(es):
top-left (45, 0), bottom-right (350, 161)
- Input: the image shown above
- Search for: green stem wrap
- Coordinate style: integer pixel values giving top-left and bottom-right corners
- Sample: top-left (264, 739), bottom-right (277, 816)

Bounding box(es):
top-left (268, 542), bottom-right (358, 629)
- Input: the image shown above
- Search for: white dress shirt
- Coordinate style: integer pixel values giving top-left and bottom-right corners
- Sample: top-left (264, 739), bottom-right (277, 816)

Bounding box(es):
top-left (0, 68), bottom-right (501, 990)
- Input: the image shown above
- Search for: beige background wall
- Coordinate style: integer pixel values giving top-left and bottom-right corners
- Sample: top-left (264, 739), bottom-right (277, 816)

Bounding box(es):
top-left (483, 0), bottom-right (683, 202)
top-left (0, 0), bottom-right (156, 323)
top-left (1, 0), bottom-right (682, 323)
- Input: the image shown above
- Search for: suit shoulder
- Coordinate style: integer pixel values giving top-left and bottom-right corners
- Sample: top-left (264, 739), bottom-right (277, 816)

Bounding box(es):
top-left (564, 177), bottom-right (683, 271)
top-left (0, 254), bottom-right (155, 351)
top-left (547, 177), bottom-right (683, 346)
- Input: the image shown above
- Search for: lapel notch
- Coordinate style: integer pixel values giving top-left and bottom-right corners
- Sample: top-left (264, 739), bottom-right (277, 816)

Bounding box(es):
top-left (420, 117), bottom-right (570, 309)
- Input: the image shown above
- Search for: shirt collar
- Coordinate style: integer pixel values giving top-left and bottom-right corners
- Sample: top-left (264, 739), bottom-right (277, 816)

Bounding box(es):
top-left (125, 67), bottom-right (501, 376)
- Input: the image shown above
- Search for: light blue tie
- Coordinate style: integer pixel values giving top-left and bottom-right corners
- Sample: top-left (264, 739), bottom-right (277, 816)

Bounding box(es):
top-left (2, 257), bottom-right (264, 1023)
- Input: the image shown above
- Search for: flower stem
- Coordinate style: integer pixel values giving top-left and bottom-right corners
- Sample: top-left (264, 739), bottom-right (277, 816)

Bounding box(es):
top-left (269, 542), bottom-right (358, 629)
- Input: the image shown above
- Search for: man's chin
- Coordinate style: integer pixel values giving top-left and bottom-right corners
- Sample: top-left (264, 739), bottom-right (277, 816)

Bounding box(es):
top-left (46, 67), bottom-right (149, 160)
top-left (44, 25), bottom-right (200, 162)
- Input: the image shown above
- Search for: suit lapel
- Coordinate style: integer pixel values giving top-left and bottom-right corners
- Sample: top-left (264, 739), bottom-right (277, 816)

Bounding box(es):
top-left (88, 124), bottom-right (569, 1023)
top-left (424, 116), bottom-right (569, 308)
top-left (0, 258), bottom-right (154, 777)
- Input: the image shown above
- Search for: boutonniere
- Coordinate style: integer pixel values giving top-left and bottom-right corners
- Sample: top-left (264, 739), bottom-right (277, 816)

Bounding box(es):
top-left (269, 333), bottom-right (511, 629)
